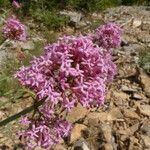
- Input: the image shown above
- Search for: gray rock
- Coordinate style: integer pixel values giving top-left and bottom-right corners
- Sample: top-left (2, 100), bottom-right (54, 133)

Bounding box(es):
top-left (66, 104), bottom-right (88, 123)
top-left (73, 139), bottom-right (90, 150)
top-left (138, 34), bottom-right (150, 43)
top-left (76, 21), bottom-right (87, 29)
top-left (132, 19), bottom-right (142, 28)
top-left (138, 70), bottom-right (150, 97)
top-left (69, 124), bottom-right (88, 144)
top-left (132, 93), bottom-right (143, 100)
top-left (141, 120), bottom-right (150, 136)
top-left (60, 11), bottom-right (82, 24)
top-left (138, 105), bottom-right (150, 117)
top-left (121, 85), bottom-right (137, 93)
top-left (19, 41), bottom-right (35, 50)
top-left (141, 135), bottom-right (150, 148)
top-left (141, 20), bottom-right (150, 31)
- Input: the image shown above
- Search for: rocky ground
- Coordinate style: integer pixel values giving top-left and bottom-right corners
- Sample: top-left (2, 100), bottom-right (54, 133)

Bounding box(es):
top-left (0, 6), bottom-right (150, 150)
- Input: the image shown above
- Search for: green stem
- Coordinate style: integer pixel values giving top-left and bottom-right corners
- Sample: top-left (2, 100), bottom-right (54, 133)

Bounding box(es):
top-left (0, 100), bottom-right (43, 127)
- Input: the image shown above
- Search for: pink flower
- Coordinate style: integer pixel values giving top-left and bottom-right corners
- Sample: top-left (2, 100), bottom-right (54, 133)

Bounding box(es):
top-left (19, 118), bottom-right (71, 149)
top-left (3, 16), bottom-right (26, 41)
top-left (15, 22), bottom-right (120, 149)
top-left (19, 115), bottom-right (31, 126)
top-left (12, 0), bottom-right (22, 9)
top-left (95, 22), bottom-right (122, 49)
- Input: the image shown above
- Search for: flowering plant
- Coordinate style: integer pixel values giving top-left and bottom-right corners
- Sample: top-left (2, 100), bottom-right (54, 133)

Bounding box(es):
top-left (15, 22), bottom-right (121, 149)
top-left (3, 16), bottom-right (26, 41)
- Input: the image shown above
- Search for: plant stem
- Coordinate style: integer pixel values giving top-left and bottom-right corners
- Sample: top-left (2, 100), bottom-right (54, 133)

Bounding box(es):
top-left (0, 100), bottom-right (43, 127)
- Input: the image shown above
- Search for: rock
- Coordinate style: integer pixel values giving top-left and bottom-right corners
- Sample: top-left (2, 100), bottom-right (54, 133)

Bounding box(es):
top-left (66, 104), bottom-right (88, 123)
top-left (70, 124), bottom-right (88, 144)
top-left (0, 111), bottom-right (5, 120)
top-left (0, 39), bottom-right (15, 64)
top-left (100, 123), bottom-right (112, 143)
top-left (64, 27), bottom-right (74, 35)
top-left (132, 93), bottom-right (143, 100)
top-left (76, 21), bottom-right (87, 29)
top-left (118, 123), bottom-right (139, 135)
top-left (84, 112), bottom-right (108, 126)
top-left (141, 21), bottom-right (150, 31)
top-left (121, 85), bottom-right (137, 93)
top-left (138, 33), bottom-right (150, 43)
top-left (0, 97), bottom-right (8, 103)
top-left (123, 44), bottom-right (144, 55)
top-left (121, 39), bottom-right (129, 47)
top-left (19, 41), bottom-right (35, 50)
top-left (108, 107), bottom-right (124, 121)
top-left (128, 137), bottom-right (141, 150)
top-left (138, 70), bottom-right (150, 97)
top-left (72, 139), bottom-right (90, 150)
top-left (141, 135), bottom-right (150, 148)
top-left (0, 133), bottom-right (3, 138)
top-left (103, 143), bottom-right (114, 150)
top-left (123, 109), bottom-right (140, 119)
top-left (121, 35), bottom-right (137, 45)
top-left (132, 19), bottom-right (142, 28)
top-left (141, 120), bottom-right (150, 136)
top-left (60, 11), bottom-right (82, 24)
top-left (54, 144), bottom-right (67, 150)
top-left (118, 63), bottom-right (138, 77)
top-left (138, 105), bottom-right (150, 116)
top-left (91, 13), bottom-right (102, 20)
top-left (0, 50), bottom-right (14, 68)
top-left (34, 147), bottom-right (45, 150)
top-left (113, 91), bottom-right (129, 100)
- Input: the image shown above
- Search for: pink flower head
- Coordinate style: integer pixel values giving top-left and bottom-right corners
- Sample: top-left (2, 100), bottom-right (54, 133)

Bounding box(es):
top-left (19, 118), bottom-right (71, 149)
top-left (15, 22), bottom-right (120, 149)
top-left (3, 16), bottom-right (26, 41)
top-left (12, 0), bottom-right (22, 9)
top-left (95, 22), bottom-right (122, 49)
top-left (19, 115), bottom-right (31, 126)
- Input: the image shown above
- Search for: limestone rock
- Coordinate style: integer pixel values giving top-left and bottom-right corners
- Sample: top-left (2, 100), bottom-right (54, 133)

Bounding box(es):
top-left (141, 135), bottom-right (150, 148)
top-left (103, 143), bottom-right (114, 150)
top-left (72, 139), bottom-right (90, 150)
top-left (19, 41), bottom-right (35, 50)
top-left (132, 19), bottom-right (142, 28)
top-left (108, 107), bottom-right (124, 121)
top-left (60, 11), bottom-right (82, 24)
top-left (132, 93), bottom-right (143, 100)
top-left (141, 120), bottom-right (150, 136)
top-left (123, 109), bottom-right (140, 119)
top-left (121, 85), bottom-right (137, 93)
top-left (138, 105), bottom-right (150, 117)
top-left (70, 124), bottom-right (88, 144)
top-left (66, 104), bottom-right (88, 123)
top-left (54, 144), bottom-right (67, 150)
top-left (84, 112), bottom-right (108, 126)
top-left (138, 70), bottom-right (150, 97)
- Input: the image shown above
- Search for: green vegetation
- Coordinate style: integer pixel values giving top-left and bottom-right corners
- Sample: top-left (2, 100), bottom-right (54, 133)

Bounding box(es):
top-left (31, 9), bottom-right (70, 31)
top-left (0, 41), bottom-right (44, 101)
top-left (139, 49), bottom-right (150, 74)
top-left (0, 0), bottom-right (149, 31)
top-left (122, 0), bottom-right (150, 5)
top-left (0, 0), bottom-right (10, 9)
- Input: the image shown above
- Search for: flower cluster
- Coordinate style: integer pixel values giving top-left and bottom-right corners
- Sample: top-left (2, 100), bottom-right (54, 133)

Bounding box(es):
top-left (95, 22), bottom-right (121, 49)
top-left (3, 16), bottom-right (26, 41)
top-left (19, 116), bottom-right (71, 149)
top-left (15, 23), bottom-right (121, 149)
